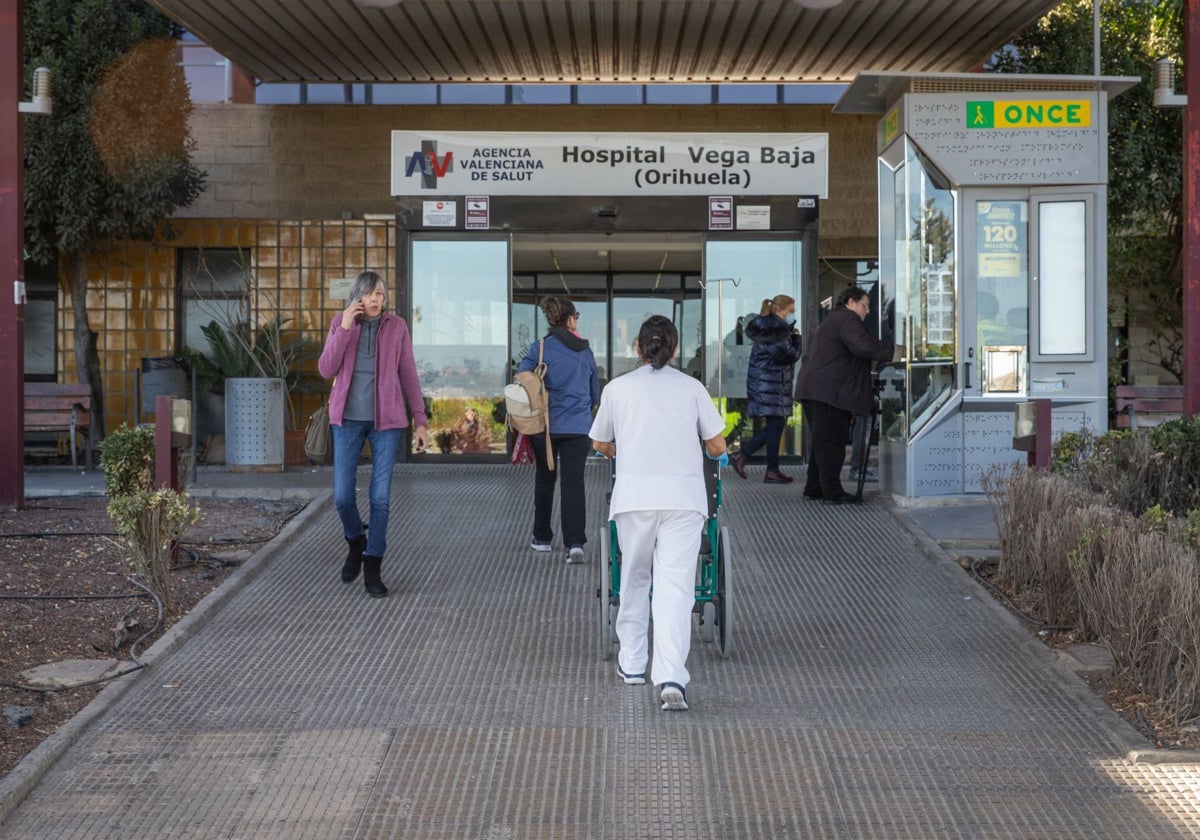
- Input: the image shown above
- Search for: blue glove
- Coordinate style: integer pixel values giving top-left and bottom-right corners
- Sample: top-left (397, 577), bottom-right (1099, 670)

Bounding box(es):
top-left (706, 451), bottom-right (730, 467)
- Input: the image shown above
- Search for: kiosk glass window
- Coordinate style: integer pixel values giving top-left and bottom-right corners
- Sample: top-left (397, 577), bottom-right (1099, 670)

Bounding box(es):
top-left (1037, 200), bottom-right (1087, 356)
top-left (879, 139), bottom-right (957, 441)
top-left (412, 238), bottom-right (509, 456)
top-left (975, 200), bottom-right (1029, 393)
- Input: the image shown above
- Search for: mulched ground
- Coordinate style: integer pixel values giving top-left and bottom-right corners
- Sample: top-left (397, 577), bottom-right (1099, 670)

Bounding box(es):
top-left (0, 496), bottom-right (306, 780)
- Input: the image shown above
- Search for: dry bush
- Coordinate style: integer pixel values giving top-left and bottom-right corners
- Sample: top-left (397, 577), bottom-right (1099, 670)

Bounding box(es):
top-left (1072, 525), bottom-right (1200, 728)
top-left (986, 462), bottom-right (1200, 728)
top-left (983, 465), bottom-right (1113, 629)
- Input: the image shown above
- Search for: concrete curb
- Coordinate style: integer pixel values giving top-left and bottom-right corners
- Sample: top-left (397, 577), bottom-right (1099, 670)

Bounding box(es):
top-left (884, 497), bottom-right (1200, 766)
top-left (0, 490), bottom-right (333, 824)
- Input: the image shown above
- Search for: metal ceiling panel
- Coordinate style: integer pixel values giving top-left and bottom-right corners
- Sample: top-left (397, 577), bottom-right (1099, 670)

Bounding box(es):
top-left (148, 0), bottom-right (1066, 84)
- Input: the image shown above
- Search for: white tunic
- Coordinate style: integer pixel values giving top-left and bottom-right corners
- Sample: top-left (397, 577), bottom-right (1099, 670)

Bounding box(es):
top-left (589, 364), bottom-right (726, 517)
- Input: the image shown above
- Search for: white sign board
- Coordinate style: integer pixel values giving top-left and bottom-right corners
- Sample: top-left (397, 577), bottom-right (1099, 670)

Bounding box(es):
top-left (422, 200), bottom-right (457, 227)
top-left (392, 131), bottom-right (828, 198)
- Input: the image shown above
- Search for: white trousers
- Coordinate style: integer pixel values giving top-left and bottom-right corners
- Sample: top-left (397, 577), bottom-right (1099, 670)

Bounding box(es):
top-left (613, 509), bottom-right (704, 688)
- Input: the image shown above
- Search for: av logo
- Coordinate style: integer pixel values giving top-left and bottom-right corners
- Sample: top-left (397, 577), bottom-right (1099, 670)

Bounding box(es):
top-left (404, 140), bottom-right (454, 188)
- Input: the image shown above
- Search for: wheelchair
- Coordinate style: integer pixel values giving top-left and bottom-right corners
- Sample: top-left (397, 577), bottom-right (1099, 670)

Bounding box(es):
top-left (597, 450), bottom-right (734, 660)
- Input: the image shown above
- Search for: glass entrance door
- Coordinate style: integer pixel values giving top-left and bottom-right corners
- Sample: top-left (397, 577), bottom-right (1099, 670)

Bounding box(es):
top-left (610, 274), bottom-right (702, 381)
top-left (512, 271), bottom-right (700, 393)
top-left (704, 239), bottom-right (805, 456)
top-left (411, 236), bottom-right (511, 459)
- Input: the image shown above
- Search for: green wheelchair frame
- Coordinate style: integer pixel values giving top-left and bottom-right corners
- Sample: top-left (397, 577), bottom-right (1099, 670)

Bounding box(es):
top-left (597, 453), bottom-right (734, 660)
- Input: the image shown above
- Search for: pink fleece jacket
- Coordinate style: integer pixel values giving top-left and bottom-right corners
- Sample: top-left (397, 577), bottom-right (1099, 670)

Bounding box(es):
top-left (318, 313), bottom-right (428, 430)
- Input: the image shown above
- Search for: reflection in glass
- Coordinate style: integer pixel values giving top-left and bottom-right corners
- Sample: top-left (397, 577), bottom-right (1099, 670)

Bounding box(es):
top-left (611, 297), bottom-right (675, 379)
top-left (24, 298), bottom-right (56, 377)
top-left (878, 139), bottom-right (957, 444)
top-left (412, 239), bottom-right (509, 456)
top-left (1038, 200), bottom-right (1087, 355)
top-left (976, 200), bottom-right (1028, 391)
top-left (906, 142), bottom-right (955, 361)
top-left (899, 363), bottom-right (955, 439)
top-left (703, 241), bottom-right (803, 400)
top-left (703, 240), bottom-right (804, 455)
top-left (982, 346), bottom-right (1025, 394)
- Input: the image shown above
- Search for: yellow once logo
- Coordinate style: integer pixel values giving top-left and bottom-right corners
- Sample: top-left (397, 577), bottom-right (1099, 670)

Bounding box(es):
top-left (881, 106), bottom-right (900, 147)
top-left (966, 99), bottom-right (1091, 129)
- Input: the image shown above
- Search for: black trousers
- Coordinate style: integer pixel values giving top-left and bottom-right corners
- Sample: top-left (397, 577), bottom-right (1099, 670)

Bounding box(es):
top-left (800, 400), bottom-right (852, 497)
top-left (530, 433), bottom-right (591, 548)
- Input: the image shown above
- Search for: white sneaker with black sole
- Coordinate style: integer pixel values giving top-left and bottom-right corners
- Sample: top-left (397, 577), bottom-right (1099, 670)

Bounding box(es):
top-left (659, 682), bottom-right (688, 711)
top-left (617, 665), bottom-right (646, 685)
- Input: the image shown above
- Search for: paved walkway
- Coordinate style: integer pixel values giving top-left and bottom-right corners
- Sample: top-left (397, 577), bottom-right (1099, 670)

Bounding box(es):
top-left (2, 463), bottom-right (1199, 838)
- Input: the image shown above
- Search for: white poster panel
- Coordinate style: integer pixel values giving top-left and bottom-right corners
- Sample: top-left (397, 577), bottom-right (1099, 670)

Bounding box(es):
top-left (392, 131), bottom-right (828, 198)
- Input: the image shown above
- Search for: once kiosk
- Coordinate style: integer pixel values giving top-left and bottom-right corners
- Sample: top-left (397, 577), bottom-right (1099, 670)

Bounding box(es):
top-left (836, 72), bottom-right (1140, 497)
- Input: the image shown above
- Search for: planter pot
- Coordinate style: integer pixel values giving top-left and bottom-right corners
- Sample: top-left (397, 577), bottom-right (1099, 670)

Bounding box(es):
top-left (224, 377), bottom-right (286, 471)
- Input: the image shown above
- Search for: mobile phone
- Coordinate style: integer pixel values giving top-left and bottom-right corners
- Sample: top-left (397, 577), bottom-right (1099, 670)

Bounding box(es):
top-left (351, 295), bottom-right (365, 324)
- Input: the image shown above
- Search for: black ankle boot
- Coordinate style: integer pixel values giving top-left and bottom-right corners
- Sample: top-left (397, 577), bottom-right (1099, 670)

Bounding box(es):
top-left (341, 533), bottom-right (367, 583)
top-left (362, 555), bottom-right (388, 598)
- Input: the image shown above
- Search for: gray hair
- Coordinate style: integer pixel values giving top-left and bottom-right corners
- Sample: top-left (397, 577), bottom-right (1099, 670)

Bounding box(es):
top-left (348, 270), bottom-right (387, 304)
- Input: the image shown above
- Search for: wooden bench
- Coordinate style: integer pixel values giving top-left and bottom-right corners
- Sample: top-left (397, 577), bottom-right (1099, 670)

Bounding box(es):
top-left (1115, 384), bottom-right (1184, 429)
top-left (24, 382), bottom-right (93, 469)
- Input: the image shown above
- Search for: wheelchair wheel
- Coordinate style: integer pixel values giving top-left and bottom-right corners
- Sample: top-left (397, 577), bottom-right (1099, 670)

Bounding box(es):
top-left (714, 526), bottom-right (734, 658)
top-left (697, 601), bottom-right (716, 643)
top-left (598, 523), bottom-right (619, 661)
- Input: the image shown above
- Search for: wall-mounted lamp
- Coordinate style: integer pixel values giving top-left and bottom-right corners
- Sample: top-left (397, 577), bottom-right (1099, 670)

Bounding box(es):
top-left (17, 67), bottom-right (52, 115)
top-left (1154, 58), bottom-right (1187, 108)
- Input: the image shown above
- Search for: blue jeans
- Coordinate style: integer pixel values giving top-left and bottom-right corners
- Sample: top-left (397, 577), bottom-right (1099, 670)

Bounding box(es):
top-left (332, 421), bottom-right (401, 557)
top-left (741, 415), bottom-right (786, 471)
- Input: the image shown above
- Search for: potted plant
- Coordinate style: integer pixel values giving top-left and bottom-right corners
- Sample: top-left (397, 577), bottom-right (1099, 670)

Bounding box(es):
top-left (186, 252), bottom-right (319, 469)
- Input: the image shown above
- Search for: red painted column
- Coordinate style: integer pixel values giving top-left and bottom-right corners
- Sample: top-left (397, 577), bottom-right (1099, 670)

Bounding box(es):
top-left (1185, 0), bottom-right (1200, 417)
top-left (0, 0), bottom-right (26, 509)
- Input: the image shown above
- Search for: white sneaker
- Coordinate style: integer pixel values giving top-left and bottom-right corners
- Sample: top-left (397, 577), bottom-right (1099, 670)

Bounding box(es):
top-left (566, 546), bottom-right (585, 564)
top-left (659, 682), bottom-right (688, 711)
top-left (531, 539), bottom-right (552, 552)
top-left (617, 664), bottom-right (646, 685)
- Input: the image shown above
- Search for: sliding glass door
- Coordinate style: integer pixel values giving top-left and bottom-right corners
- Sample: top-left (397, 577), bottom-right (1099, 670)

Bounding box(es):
top-left (411, 237), bottom-right (510, 458)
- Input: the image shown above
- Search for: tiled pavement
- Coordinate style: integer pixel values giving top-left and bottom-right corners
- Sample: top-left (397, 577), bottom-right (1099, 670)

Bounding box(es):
top-left (2, 463), bottom-right (1199, 838)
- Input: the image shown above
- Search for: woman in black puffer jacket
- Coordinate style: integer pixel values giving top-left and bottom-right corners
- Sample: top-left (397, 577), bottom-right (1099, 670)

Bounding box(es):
top-left (730, 295), bottom-right (802, 484)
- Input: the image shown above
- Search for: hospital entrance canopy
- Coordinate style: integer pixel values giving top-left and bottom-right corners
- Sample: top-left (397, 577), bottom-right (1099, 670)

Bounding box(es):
top-left (146, 0), bottom-right (1065, 85)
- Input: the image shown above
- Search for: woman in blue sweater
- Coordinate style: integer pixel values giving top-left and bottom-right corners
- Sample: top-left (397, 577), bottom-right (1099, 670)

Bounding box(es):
top-left (517, 295), bottom-right (601, 563)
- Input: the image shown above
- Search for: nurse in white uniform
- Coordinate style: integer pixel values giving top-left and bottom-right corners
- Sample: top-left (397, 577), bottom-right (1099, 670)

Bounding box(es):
top-left (589, 315), bottom-right (728, 711)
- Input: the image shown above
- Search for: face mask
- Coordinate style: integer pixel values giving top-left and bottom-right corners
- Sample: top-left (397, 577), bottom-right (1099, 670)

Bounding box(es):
top-left (785, 314), bottom-right (796, 326)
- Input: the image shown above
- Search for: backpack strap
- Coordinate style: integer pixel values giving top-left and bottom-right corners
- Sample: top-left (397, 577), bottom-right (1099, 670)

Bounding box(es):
top-left (538, 338), bottom-right (553, 470)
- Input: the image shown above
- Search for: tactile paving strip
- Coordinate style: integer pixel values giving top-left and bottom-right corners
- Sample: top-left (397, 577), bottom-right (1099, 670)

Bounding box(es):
top-left (3, 465), bottom-right (1199, 839)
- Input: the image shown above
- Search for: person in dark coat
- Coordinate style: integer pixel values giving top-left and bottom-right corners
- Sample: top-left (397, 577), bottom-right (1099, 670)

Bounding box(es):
top-left (794, 286), bottom-right (899, 504)
top-left (730, 295), bottom-right (802, 483)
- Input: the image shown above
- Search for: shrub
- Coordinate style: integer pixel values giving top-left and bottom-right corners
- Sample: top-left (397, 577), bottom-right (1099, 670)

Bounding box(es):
top-left (99, 424), bottom-right (201, 610)
top-left (988, 458), bottom-right (1200, 730)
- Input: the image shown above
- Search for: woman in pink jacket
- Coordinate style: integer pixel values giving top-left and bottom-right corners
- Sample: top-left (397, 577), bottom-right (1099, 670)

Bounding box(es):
top-left (318, 271), bottom-right (429, 598)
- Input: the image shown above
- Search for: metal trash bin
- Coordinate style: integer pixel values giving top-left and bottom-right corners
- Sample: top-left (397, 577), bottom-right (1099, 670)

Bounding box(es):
top-left (224, 377), bottom-right (286, 470)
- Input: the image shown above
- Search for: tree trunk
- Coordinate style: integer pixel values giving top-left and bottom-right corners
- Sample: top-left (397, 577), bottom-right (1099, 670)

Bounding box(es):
top-left (67, 249), bottom-right (105, 461)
